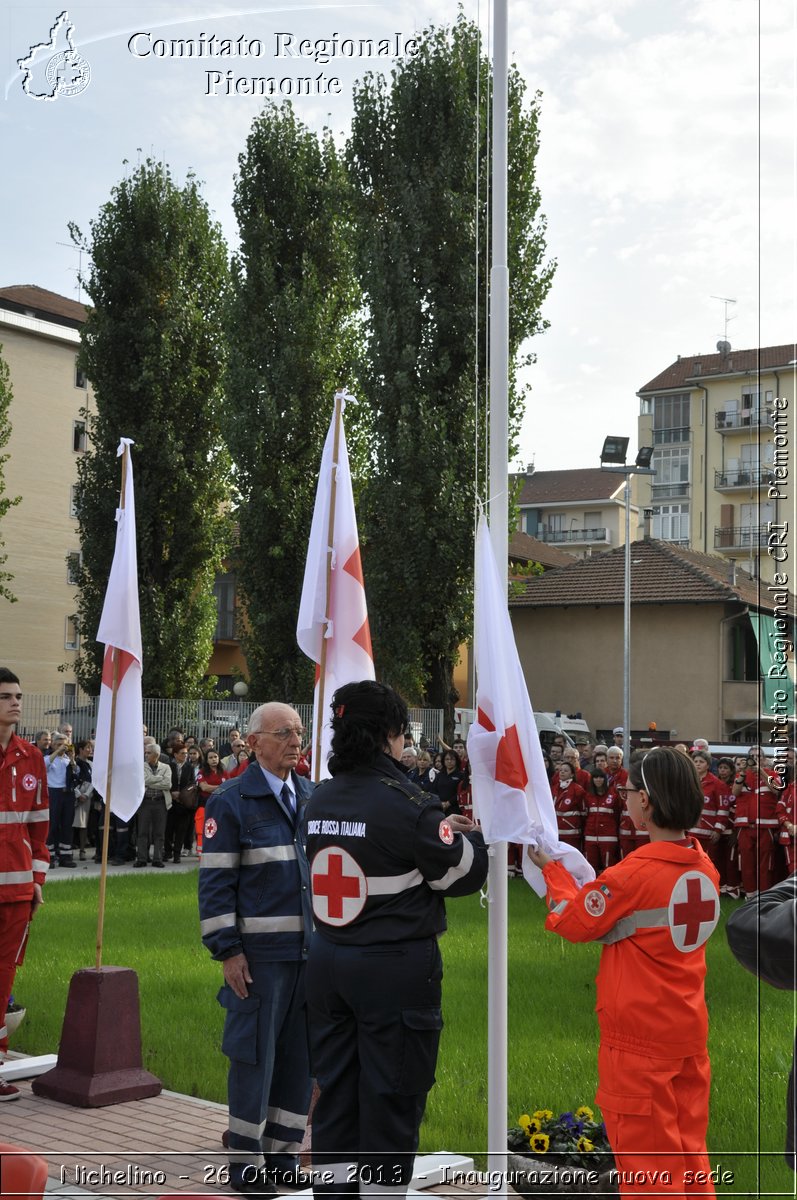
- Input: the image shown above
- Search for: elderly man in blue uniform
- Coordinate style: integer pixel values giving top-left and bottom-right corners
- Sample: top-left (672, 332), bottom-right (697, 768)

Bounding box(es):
top-left (199, 703), bottom-right (313, 1197)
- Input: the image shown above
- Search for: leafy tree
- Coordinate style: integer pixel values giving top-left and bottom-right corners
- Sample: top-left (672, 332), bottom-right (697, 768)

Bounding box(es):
top-left (70, 159), bottom-right (232, 696)
top-left (225, 102), bottom-right (365, 701)
top-left (0, 346), bottom-right (20, 603)
top-left (348, 13), bottom-right (555, 729)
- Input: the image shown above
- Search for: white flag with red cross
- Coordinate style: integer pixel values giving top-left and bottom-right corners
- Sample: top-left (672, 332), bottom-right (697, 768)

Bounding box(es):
top-left (92, 439), bottom-right (145, 822)
top-left (467, 515), bottom-right (595, 896)
top-left (297, 391), bottom-right (375, 781)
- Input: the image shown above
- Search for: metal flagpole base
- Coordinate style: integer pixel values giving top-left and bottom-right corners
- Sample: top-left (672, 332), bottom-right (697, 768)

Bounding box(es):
top-left (31, 966), bottom-right (162, 1107)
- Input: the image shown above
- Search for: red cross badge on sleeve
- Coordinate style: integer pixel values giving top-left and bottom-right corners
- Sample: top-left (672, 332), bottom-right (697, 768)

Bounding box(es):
top-left (668, 871), bottom-right (719, 952)
top-left (311, 846), bottom-right (367, 926)
top-left (584, 890), bottom-right (606, 917)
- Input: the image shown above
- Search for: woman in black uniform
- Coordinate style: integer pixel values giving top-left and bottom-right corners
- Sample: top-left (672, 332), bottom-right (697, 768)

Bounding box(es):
top-left (304, 680), bottom-right (488, 1199)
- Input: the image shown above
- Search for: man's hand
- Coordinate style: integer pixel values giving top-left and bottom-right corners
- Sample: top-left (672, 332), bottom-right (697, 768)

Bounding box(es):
top-left (31, 883), bottom-right (44, 916)
top-left (223, 952), bottom-right (253, 999)
top-left (447, 813), bottom-right (476, 835)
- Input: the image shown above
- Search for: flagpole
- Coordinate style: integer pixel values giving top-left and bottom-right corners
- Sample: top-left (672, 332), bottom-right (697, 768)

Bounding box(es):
top-left (488, 0), bottom-right (509, 1188)
top-left (312, 390), bottom-right (344, 783)
top-left (95, 447), bottom-right (128, 970)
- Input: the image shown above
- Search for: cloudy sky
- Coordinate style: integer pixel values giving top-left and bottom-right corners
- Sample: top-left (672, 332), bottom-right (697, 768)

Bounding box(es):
top-left (1, 0), bottom-right (793, 471)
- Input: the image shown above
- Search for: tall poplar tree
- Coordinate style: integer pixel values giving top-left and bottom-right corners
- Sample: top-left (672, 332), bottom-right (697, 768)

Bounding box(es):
top-left (0, 346), bottom-right (20, 603)
top-left (226, 102), bottom-right (363, 701)
top-left (348, 14), bottom-right (555, 727)
top-left (70, 159), bottom-right (231, 696)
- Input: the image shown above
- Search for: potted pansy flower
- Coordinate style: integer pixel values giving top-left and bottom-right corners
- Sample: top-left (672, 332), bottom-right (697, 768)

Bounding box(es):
top-left (507, 1106), bottom-right (617, 1196)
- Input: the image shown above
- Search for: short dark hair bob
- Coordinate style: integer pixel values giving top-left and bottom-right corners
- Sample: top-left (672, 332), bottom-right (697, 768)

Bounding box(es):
top-left (329, 680), bottom-right (408, 772)
top-left (627, 746), bottom-right (703, 830)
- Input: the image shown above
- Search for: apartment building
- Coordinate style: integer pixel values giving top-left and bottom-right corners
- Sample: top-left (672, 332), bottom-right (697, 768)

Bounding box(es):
top-left (0, 285), bottom-right (90, 695)
top-left (637, 342), bottom-right (796, 583)
top-left (514, 466), bottom-right (641, 557)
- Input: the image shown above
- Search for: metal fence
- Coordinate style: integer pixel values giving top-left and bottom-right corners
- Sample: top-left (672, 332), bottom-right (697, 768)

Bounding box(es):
top-left (19, 695), bottom-right (444, 748)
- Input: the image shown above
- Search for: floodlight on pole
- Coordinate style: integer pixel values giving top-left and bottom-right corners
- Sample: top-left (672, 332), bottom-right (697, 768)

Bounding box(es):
top-left (599, 440), bottom-right (656, 761)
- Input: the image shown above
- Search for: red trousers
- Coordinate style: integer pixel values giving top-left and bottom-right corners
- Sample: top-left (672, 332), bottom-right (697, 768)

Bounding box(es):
top-left (597, 1045), bottom-right (715, 1196)
top-left (0, 902), bottom-right (32, 1055)
top-left (737, 827), bottom-right (776, 897)
top-left (585, 840), bottom-right (619, 873)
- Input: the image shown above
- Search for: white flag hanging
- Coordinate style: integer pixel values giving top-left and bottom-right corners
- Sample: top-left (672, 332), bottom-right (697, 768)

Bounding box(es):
top-left (467, 515), bottom-right (595, 895)
top-left (297, 391), bottom-right (375, 780)
top-left (92, 438), bottom-right (145, 821)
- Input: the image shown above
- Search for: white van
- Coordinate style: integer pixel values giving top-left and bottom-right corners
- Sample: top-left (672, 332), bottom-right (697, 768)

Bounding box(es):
top-left (454, 707), bottom-right (576, 749)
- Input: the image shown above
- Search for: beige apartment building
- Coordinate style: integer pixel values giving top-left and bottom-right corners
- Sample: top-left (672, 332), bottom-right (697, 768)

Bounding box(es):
top-left (0, 285), bottom-right (91, 697)
top-left (636, 342), bottom-right (796, 584)
top-left (514, 466), bottom-right (641, 557)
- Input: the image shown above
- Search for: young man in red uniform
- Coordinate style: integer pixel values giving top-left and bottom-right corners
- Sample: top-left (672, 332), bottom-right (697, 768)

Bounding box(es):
top-left (528, 747), bottom-right (720, 1197)
top-left (0, 668), bottom-right (49, 1100)
top-left (733, 748), bottom-right (780, 897)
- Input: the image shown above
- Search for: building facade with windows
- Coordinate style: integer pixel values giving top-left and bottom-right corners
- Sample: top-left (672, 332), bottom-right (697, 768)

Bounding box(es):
top-left (0, 285), bottom-right (92, 695)
top-left (637, 343), bottom-right (796, 583)
top-left (514, 466), bottom-right (641, 556)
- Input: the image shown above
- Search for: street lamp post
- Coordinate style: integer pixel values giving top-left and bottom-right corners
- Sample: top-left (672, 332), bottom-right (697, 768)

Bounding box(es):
top-left (600, 438), bottom-right (655, 763)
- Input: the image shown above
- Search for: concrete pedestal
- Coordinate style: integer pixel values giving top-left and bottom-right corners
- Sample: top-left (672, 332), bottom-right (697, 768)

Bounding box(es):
top-left (32, 966), bottom-right (162, 1107)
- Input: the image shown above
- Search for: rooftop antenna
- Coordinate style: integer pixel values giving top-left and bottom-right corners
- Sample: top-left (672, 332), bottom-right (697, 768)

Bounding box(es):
top-left (57, 241), bottom-right (85, 303)
top-left (710, 295), bottom-right (736, 346)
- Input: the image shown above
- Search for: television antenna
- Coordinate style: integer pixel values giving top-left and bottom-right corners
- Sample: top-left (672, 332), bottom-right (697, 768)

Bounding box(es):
top-left (57, 241), bottom-right (86, 303)
top-left (710, 295), bottom-right (736, 344)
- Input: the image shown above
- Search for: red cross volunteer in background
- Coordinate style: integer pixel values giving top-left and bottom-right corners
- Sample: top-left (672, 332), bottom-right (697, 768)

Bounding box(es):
top-left (527, 747), bottom-right (720, 1197)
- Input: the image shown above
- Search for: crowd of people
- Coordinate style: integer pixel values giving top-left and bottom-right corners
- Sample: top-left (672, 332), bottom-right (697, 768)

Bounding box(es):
top-left (29, 723), bottom-right (255, 868)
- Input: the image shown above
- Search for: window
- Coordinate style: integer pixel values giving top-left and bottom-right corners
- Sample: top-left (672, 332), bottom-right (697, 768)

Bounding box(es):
top-left (548, 513), bottom-right (565, 532)
top-left (652, 393), bottom-right (690, 443)
top-left (639, 397), bottom-right (652, 415)
top-left (66, 551), bottom-right (81, 585)
top-left (72, 420), bottom-right (87, 453)
top-left (653, 446), bottom-right (690, 486)
top-left (69, 485), bottom-right (78, 518)
top-left (652, 503), bottom-right (689, 543)
top-left (65, 615), bottom-right (79, 651)
top-left (727, 619), bottom-right (759, 682)
top-left (62, 683), bottom-right (77, 705)
top-left (75, 361), bottom-right (87, 390)
top-left (213, 572), bottom-right (237, 640)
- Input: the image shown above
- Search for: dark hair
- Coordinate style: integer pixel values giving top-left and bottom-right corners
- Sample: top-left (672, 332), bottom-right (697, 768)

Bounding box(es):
top-left (329, 681), bottom-right (408, 772)
top-left (76, 739), bottom-right (92, 755)
top-left (627, 747), bottom-right (703, 830)
top-left (589, 768), bottom-right (608, 792)
top-left (443, 750), bottom-right (459, 772)
top-left (0, 668), bottom-right (20, 686)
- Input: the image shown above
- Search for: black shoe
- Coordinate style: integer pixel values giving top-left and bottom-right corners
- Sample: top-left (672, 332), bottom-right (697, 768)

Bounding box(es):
top-left (152, 860), bottom-right (164, 867)
top-left (59, 860), bottom-right (77, 868)
top-left (267, 1169), bottom-right (313, 1190)
top-left (110, 858), bottom-right (127, 866)
top-left (231, 1176), bottom-right (277, 1198)
top-left (172, 856), bottom-right (181, 863)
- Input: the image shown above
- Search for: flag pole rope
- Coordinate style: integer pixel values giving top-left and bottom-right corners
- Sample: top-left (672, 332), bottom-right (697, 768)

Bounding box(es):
top-left (94, 446), bottom-right (128, 970)
top-left (312, 391), bottom-right (344, 782)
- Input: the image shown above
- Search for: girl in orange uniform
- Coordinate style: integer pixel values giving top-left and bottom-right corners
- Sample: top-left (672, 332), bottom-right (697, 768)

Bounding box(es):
top-left (528, 748), bottom-right (720, 1197)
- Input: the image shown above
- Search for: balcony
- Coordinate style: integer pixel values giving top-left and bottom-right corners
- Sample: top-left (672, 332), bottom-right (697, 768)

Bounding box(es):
top-left (538, 527), bottom-right (610, 545)
top-left (714, 525), bottom-right (768, 551)
top-left (652, 426), bottom-right (690, 445)
top-left (715, 408), bottom-right (774, 433)
top-left (714, 467), bottom-right (776, 492)
top-left (651, 482), bottom-right (690, 500)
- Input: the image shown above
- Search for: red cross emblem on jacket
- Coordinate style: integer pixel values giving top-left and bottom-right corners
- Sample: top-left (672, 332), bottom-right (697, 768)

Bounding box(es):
top-left (311, 846), bottom-right (367, 926)
top-left (668, 871), bottom-right (719, 952)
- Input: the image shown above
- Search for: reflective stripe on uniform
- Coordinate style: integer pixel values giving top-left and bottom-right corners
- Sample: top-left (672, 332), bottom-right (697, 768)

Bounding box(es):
top-left (199, 911), bottom-right (237, 935)
top-left (366, 868), bottom-right (423, 896)
top-left (238, 915), bottom-right (304, 934)
top-left (0, 809), bottom-right (48, 824)
top-left (427, 836), bottom-right (475, 892)
top-left (229, 1114), bottom-right (267, 1140)
top-left (241, 845), bottom-right (297, 865)
top-left (32, 858), bottom-right (49, 873)
top-left (261, 1137), bottom-right (302, 1155)
top-left (200, 852), bottom-right (241, 869)
top-left (0, 870), bottom-right (33, 885)
top-left (267, 1104), bottom-right (307, 1129)
top-left (597, 906), bottom-right (670, 945)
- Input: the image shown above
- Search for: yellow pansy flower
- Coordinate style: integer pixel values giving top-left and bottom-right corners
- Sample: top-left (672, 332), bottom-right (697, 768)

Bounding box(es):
top-left (530, 1132), bottom-right (550, 1154)
top-left (577, 1136), bottom-right (594, 1153)
top-left (575, 1105), bottom-right (594, 1121)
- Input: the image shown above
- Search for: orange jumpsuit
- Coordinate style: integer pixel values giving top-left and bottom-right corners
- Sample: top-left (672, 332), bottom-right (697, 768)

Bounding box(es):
top-left (541, 839), bottom-right (720, 1196)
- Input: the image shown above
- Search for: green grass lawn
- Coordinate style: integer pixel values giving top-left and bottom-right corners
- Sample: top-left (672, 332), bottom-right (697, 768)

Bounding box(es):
top-left (13, 872), bottom-right (794, 1197)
